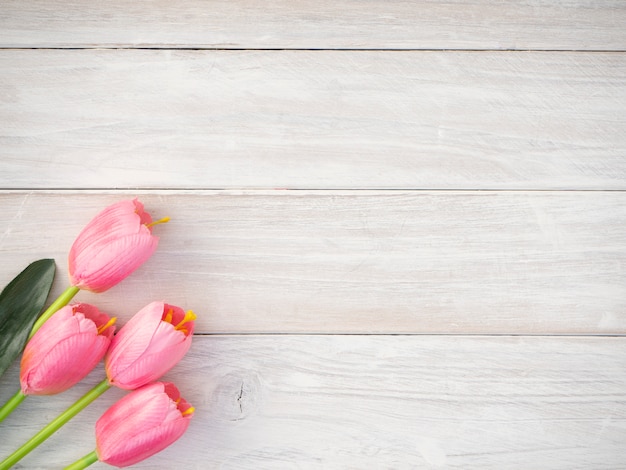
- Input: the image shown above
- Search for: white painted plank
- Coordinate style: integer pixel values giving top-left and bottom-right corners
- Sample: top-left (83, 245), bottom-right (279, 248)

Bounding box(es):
top-left (1, 50), bottom-right (625, 190)
top-left (0, 335), bottom-right (624, 469)
top-left (0, 190), bottom-right (624, 334)
top-left (1, 0), bottom-right (625, 50)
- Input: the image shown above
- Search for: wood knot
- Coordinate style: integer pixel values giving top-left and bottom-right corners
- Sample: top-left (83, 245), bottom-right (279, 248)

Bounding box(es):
top-left (213, 371), bottom-right (262, 422)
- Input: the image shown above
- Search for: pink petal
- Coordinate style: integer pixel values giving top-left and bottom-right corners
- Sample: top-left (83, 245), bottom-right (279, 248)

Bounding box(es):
top-left (100, 419), bottom-right (190, 467)
top-left (70, 200), bottom-right (142, 258)
top-left (145, 320), bottom-right (188, 353)
top-left (76, 303), bottom-right (112, 326)
top-left (70, 233), bottom-right (158, 293)
top-left (97, 385), bottom-right (170, 439)
top-left (96, 383), bottom-right (165, 434)
top-left (162, 304), bottom-right (186, 324)
top-left (105, 302), bottom-right (193, 390)
top-left (23, 307), bottom-right (80, 357)
top-left (105, 302), bottom-right (165, 381)
top-left (96, 383), bottom-right (191, 467)
top-left (107, 335), bottom-right (192, 390)
top-left (21, 333), bottom-right (110, 395)
top-left (132, 199), bottom-right (153, 226)
top-left (68, 199), bottom-right (160, 293)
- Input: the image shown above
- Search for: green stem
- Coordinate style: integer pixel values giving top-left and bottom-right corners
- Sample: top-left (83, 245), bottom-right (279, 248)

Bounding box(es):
top-left (64, 450), bottom-right (99, 470)
top-left (0, 390), bottom-right (26, 423)
top-left (0, 379), bottom-right (110, 470)
top-left (29, 285), bottom-right (80, 339)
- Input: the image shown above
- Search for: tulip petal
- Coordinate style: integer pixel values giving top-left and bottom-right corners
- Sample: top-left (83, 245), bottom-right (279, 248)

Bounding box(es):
top-left (105, 302), bottom-right (194, 390)
top-left (96, 383), bottom-right (192, 468)
top-left (76, 302), bottom-right (115, 328)
top-left (72, 231), bottom-right (154, 271)
top-left (144, 320), bottom-right (188, 354)
top-left (108, 337), bottom-right (192, 390)
top-left (68, 199), bottom-right (160, 293)
top-left (21, 332), bottom-right (110, 395)
top-left (22, 307), bottom-right (80, 358)
top-left (71, 233), bottom-right (158, 293)
top-left (105, 303), bottom-right (164, 382)
top-left (131, 199), bottom-right (153, 226)
top-left (97, 387), bottom-right (171, 439)
top-left (20, 303), bottom-right (113, 395)
top-left (96, 384), bottom-right (171, 458)
top-left (70, 200), bottom-right (142, 258)
top-left (23, 304), bottom-right (110, 363)
top-left (100, 419), bottom-right (190, 467)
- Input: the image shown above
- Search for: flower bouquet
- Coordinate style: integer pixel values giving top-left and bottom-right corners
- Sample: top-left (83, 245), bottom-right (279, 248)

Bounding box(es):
top-left (0, 199), bottom-right (195, 469)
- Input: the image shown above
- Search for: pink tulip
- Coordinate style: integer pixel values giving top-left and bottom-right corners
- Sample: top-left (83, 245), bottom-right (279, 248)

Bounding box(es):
top-left (69, 199), bottom-right (168, 293)
top-left (95, 382), bottom-right (194, 467)
top-left (105, 301), bottom-right (196, 390)
top-left (20, 303), bottom-right (116, 396)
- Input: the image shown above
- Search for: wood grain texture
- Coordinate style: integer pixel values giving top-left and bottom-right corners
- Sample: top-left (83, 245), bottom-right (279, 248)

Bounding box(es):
top-left (1, 335), bottom-right (624, 469)
top-left (1, 2), bottom-right (624, 469)
top-left (0, 190), bottom-right (624, 335)
top-left (1, 50), bottom-right (625, 190)
top-left (1, 0), bottom-right (625, 50)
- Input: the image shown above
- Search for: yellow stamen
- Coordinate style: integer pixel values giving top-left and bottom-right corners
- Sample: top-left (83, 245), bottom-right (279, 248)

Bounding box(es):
top-left (163, 308), bottom-right (174, 324)
top-left (97, 317), bottom-right (117, 335)
top-left (145, 216), bottom-right (170, 228)
top-left (181, 406), bottom-right (195, 417)
top-left (174, 310), bottom-right (197, 332)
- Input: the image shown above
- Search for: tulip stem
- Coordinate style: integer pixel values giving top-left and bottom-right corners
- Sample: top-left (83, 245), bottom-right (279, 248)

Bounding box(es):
top-left (64, 450), bottom-right (98, 470)
top-left (29, 285), bottom-right (80, 339)
top-left (0, 379), bottom-right (110, 470)
top-left (0, 390), bottom-right (26, 423)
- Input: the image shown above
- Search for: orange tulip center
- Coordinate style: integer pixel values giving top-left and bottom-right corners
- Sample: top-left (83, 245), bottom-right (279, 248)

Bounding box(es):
top-left (182, 406), bottom-right (195, 417)
top-left (175, 397), bottom-right (195, 416)
top-left (163, 309), bottom-right (196, 335)
top-left (97, 317), bottom-right (117, 335)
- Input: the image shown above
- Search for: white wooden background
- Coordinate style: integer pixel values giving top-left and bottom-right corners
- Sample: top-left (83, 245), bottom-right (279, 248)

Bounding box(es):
top-left (0, 2), bottom-right (625, 469)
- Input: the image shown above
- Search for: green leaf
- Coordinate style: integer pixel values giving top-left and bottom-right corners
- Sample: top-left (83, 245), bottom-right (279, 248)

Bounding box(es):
top-left (0, 259), bottom-right (56, 379)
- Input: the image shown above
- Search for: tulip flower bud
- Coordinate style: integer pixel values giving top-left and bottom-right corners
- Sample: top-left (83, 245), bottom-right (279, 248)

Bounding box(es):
top-left (20, 303), bottom-right (116, 396)
top-left (69, 199), bottom-right (167, 293)
top-left (105, 301), bottom-right (195, 390)
top-left (95, 382), bottom-right (194, 467)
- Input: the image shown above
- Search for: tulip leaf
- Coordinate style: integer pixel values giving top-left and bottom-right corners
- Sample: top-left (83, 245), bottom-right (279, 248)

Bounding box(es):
top-left (0, 259), bottom-right (56, 379)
